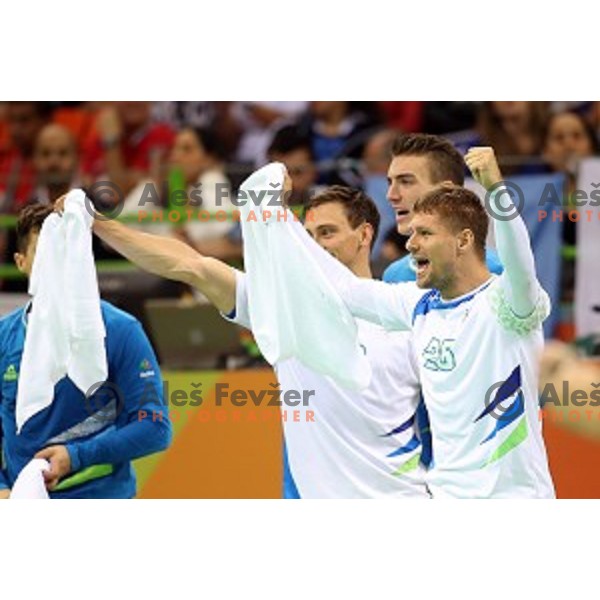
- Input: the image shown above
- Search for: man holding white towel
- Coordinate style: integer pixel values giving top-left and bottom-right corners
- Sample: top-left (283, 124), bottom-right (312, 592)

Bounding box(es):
top-left (0, 203), bottom-right (172, 498)
top-left (86, 182), bottom-right (430, 498)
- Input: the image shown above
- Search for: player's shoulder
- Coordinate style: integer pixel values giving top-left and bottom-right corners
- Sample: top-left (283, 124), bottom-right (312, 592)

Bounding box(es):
top-left (101, 301), bottom-right (141, 332)
top-left (0, 305), bottom-right (27, 328)
top-left (382, 255), bottom-right (415, 283)
top-left (0, 305), bottom-right (27, 353)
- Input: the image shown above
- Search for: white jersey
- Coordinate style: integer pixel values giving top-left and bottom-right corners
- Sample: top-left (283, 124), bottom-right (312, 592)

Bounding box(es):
top-left (339, 274), bottom-right (556, 498)
top-left (227, 271), bottom-right (429, 499)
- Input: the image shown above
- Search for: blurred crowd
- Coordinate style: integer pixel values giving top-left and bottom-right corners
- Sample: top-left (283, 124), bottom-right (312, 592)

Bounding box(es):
top-left (1, 100), bottom-right (599, 332)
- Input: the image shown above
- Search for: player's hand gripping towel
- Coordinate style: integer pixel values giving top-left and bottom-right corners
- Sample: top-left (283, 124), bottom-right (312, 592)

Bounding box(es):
top-left (238, 163), bottom-right (371, 390)
top-left (16, 189), bottom-right (108, 432)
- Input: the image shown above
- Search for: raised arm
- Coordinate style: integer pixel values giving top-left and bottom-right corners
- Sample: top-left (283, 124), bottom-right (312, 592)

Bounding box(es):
top-left (55, 193), bottom-right (236, 314)
top-left (465, 147), bottom-right (540, 318)
top-left (93, 218), bottom-right (236, 314)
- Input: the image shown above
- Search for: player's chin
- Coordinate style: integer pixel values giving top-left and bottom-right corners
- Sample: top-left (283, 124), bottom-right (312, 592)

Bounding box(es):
top-left (415, 273), bottom-right (434, 289)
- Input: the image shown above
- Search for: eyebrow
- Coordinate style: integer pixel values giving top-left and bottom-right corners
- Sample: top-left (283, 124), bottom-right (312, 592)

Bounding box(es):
top-left (389, 172), bottom-right (417, 181)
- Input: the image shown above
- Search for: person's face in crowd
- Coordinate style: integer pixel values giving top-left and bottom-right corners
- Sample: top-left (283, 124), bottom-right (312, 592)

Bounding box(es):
top-left (14, 231), bottom-right (39, 278)
top-left (363, 131), bottom-right (395, 175)
top-left (270, 148), bottom-right (316, 200)
top-left (406, 211), bottom-right (461, 291)
top-left (490, 101), bottom-right (530, 121)
top-left (170, 129), bottom-right (212, 185)
top-left (7, 102), bottom-right (46, 155)
top-left (115, 101), bottom-right (151, 130)
top-left (34, 125), bottom-right (78, 188)
top-left (386, 154), bottom-right (438, 236)
top-left (310, 101), bottom-right (348, 120)
top-left (543, 113), bottom-right (595, 172)
top-left (304, 201), bottom-right (372, 274)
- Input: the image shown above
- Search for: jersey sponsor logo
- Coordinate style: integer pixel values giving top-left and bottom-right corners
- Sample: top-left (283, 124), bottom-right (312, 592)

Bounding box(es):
top-left (139, 358), bottom-right (156, 379)
top-left (3, 364), bottom-right (18, 382)
top-left (422, 337), bottom-right (456, 372)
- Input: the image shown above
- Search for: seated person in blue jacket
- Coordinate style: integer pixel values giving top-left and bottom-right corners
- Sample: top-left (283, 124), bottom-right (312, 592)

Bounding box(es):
top-left (0, 203), bottom-right (172, 498)
top-left (383, 133), bottom-right (503, 283)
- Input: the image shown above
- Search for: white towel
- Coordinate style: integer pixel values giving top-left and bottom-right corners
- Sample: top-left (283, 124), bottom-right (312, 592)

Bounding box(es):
top-left (238, 163), bottom-right (371, 390)
top-left (10, 459), bottom-right (50, 499)
top-left (16, 189), bottom-right (108, 432)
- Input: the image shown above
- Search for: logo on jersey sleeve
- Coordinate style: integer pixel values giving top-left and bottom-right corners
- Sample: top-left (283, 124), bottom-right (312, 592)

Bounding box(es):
top-left (3, 364), bottom-right (18, 382)
top-left (422, 337), bottom-right (456, 371)
top-left (139, 358), bottom-right (156, 379)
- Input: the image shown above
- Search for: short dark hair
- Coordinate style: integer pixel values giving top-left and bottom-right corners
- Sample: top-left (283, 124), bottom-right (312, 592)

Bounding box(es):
top-left (268, 125), bottom-right (314, 160)
top-left (16, 202), bottom-right (54, 253)
top-left (306, 185), bottom-right (380, 248)
top-left (188, 126), bottom-right (226, 162)
top-left (413, 185), bottom-right (488, 260)
top-left (392, 133), bottom-right (465, 185)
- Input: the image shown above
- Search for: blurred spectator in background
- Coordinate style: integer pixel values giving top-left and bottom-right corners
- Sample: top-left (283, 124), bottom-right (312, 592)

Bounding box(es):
top-left (421, 102), bottom-right (479, 135)
top-left (266, 125), bottom-right (319, 207)
top-left (0, 102), bottom-right (52, 212)
top-left (379, 102), bottom-right (424, 132)
top-left (52, 102), bottom-right (97, 151)
top-left (233, 102), bottom-right (308, 167)
top-left (297, 101), bottom-right (380, 185)
top-left (543, 110), bottom-right (599, 180)
top-left (169, 126), bottom-right (235, 248)
top-left (452, 101), bottom-right (550, 175)
top-left (542, 110), bottom-right (599, 306)
top-left (361, 129), bottom-right (397, 260)
top-left (152, 101), bottom-right (241, 160)
top-left (82, 101), bottom-right (175, 196)
top-left (31, 124), bottom-right (80, 204)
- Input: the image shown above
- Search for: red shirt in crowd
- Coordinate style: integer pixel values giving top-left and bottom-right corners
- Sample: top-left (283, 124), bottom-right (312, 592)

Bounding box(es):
top-left (82, 123), bottom-right (176, 178)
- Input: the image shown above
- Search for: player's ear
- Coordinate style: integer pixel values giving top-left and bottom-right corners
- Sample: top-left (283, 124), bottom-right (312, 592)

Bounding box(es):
top-left (360, 222), bottom-right (374, 249)
top-left (456, 228), bottom-right (474, 253)
top-left (14, 252), bottom-right (26, 273)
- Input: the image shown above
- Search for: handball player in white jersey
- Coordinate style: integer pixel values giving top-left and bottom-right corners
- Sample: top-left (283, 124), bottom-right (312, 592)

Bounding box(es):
top-left (86, 184), bottom-right (430, 499)
top-left (297, 148), bottom-right (555, 498)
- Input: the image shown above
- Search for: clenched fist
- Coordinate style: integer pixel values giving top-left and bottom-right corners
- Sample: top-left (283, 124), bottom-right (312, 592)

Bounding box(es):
top-left (465, 147), bottom-right (504, 191)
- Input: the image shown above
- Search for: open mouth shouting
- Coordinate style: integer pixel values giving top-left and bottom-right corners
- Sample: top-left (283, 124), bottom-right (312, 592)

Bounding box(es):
top-left (412, 256), bottom-right (431, 279)
top-left (395, 208), bottom-right (410, 225)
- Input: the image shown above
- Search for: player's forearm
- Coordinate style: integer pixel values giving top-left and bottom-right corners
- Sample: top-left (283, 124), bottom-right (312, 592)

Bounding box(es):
top-left (488, 186), bottom-right (538, 316)
top-left (66, 417), bottom-right (172, 472)
top-left (94, 218), bottom-right (205, 284)
top-left (93, 219), bottom-right (237, 314)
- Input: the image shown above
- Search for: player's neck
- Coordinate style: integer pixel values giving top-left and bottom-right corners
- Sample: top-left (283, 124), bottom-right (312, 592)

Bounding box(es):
top-left (349, 259), bottom-right (372, 279)
top-left (439, 262), bottom-right (491, 300)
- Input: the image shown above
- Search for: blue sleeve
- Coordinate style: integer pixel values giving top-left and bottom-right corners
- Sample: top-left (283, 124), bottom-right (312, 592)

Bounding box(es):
top-left (485, 247), bottom-right (504, 275)
top-left (65, 320), bottom-right (172, 471)
top-left (0, 323), bottom-right (10, 491)
top-left (382, 256), bottom-right (416, 283)
top-left (0, 427), bottom-right (9, 491)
